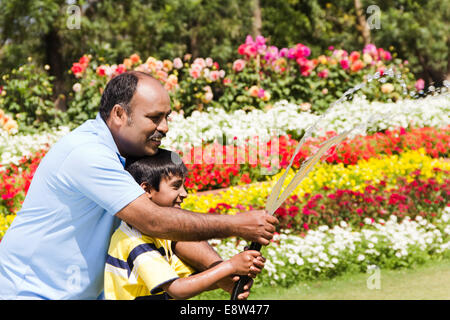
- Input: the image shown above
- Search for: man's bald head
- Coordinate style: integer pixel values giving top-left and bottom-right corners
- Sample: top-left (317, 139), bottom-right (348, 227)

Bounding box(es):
top-left (99, 71), bottom-right (166, 122)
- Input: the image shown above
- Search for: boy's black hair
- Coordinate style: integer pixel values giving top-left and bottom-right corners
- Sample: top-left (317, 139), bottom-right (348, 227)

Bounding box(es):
top-left (125, 148), bottom-right (187, 191)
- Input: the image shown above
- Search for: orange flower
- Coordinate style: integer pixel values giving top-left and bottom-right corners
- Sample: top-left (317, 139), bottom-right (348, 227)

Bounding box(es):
top-left (130, 53), bottom-right (141, 64)
top-left (123, 58), bottom-right (132, 69)
top-left (156, 70), bottom-right (168, 80)
top-left (318, 55), bottom-right (328, 65)
top-left (248, 85), bottom-right (259, 97)
top-left (3, 119), bottom-right (18, 133)
top-left (164, 74), bottom-right (178, 92)
top-left (350, 60), bottom-right (364, 72)
top-left (163, 59), bottom-right (173, 71)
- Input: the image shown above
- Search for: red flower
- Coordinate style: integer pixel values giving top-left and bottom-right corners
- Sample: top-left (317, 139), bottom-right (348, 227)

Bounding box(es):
top-left (71, 63), bottom-right (83, 75)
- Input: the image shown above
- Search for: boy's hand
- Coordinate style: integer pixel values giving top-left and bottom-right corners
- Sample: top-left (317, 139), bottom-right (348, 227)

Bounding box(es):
top-left (234, 210), bottom-right (279, 246)
top-left (229, 250), bottom-right (266, 278)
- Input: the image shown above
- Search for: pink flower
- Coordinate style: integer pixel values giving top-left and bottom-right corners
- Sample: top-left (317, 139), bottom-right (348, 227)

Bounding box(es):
top-left (189, 69), bottom-right (201, 79)
top-left (318, 69), bottom-right (329, 78)
top-left (205, 57), bottom-right (213, 67)
top-left (415, 78), bottom-right (425, 91)
top-left (189, 64), bottom-right (202, 79)
top-left (264, 46), bottom-right (279, 62)
top-left (257, 88), bottom-right (266, 99)
top-left (295, 44), bottom-right (311, 58)
top-left (193, 58), bottom-right (206, 69)
top-left (173, 57), bottom-right (183, 69)
top-left (232, 59), bottom-right (246, 72)
top-left (363, 44), bottom-right (377, 57)
top-left (279, 48), bottom-right (289, 57)
top-left (209, 70), bottom-right (221, 81)
top-left (115, 64), bottom-right (126, 74)
top-left (382, 50), bottom-right (392, 61)
top-left (96, 65), bottom-right (106, 76)
top-left (340, 59), bottom-right (349, 70)
top-left (202, 91), bottom-right (213, 103)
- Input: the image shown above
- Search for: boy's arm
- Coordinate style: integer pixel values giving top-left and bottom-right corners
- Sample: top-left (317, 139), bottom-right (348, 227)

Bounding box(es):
top-left (173, 241), bottom-right (254, 299)
top-left (160, 250), bottom-right (264, 300)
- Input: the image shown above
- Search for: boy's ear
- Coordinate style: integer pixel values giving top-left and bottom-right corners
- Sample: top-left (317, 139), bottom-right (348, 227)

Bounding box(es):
top-left (140, 182), bottom-right (152, 198)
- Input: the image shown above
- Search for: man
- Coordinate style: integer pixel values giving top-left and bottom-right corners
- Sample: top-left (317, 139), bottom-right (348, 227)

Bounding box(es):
top-left (0, 71), bottom-right (278, 300)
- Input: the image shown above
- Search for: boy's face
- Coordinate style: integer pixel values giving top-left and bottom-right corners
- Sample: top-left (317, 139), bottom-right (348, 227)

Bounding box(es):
top-left (143, 175), bottom-right (187, 208)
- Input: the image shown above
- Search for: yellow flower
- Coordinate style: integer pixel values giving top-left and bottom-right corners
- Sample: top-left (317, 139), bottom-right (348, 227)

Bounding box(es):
top-left (180, 149), bottom-right (449, 214)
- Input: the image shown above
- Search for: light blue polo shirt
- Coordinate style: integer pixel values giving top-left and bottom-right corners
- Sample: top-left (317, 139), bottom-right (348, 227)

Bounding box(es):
top-left (0, 113), bottom-right (145, 299)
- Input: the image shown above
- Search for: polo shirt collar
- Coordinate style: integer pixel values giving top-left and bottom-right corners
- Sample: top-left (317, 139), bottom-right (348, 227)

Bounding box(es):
top-left (95, 113), bottom-right (126, 167)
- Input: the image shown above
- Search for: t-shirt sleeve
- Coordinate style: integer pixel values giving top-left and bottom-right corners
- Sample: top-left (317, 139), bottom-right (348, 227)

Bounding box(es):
top-left (171, 254), bottom-right (195, 279)
top-left (132, 244), bottom-right (180, 294)
top-left (57, 143), bottom-right (145, 216)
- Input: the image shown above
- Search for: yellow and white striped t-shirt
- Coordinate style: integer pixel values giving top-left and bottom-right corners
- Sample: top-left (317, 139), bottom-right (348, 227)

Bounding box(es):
top-left (104, 221), bottom-right (194, 300)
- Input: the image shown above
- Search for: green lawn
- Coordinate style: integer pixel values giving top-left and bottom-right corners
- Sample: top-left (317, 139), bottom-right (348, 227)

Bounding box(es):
top-left (193, 258), bottom-right (450, 300)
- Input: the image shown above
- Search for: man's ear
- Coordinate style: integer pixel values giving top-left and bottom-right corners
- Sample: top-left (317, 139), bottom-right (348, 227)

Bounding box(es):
top-left (109, 104), bottom-right (127, 127)
top-left (140, 182), bottom-right (152, 199)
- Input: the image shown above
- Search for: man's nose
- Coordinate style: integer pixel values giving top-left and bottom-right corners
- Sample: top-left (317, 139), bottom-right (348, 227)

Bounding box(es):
top-left (157, 117), bottom-right (169, 134)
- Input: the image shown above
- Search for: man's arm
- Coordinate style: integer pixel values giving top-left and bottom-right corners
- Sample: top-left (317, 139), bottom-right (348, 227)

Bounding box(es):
top-left (115, 194), bottom-right (278, 245)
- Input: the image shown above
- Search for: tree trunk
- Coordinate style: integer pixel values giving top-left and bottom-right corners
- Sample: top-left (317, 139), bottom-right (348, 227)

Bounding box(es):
top-left (252, 0), bottom-right (262, 37)
top-left (44, 28), bottom-right (66, 110)
top-left (189, 27), bottom-right (199, 59)
top-left (415, 49), bottom-right (447, 86)
top-left (354, 0), bottom-right (371, 45)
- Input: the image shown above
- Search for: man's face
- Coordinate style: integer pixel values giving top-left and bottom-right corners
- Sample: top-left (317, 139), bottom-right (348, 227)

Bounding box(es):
top-left (114, 78), bottom-right (172, 157)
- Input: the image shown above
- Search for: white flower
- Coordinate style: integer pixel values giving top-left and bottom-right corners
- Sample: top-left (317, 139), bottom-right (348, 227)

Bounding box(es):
top-left (72, 83), bottom-right (82, 92)
top-left (357, 254), bottom-right (365, 262)
top-left (340, 221), bottom-right (348, 228)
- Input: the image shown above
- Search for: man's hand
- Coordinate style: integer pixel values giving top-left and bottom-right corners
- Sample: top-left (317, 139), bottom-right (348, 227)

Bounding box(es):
top-left (234, 210), bottom-right (279, 246)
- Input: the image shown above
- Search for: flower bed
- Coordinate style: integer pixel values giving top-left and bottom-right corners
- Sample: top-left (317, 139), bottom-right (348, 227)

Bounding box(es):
top-left (208, 207), bottom-right (450, 288)
top-left (2, 93), bottom-right (447, 169)
top-left (162, 93), bottom-right (450, 150)
top-left (64, 37), bottom-right (419, 123)
top-left (0, 126), bottom-right (70, 168)
top-left (181, 149), bottom-right (450, 228)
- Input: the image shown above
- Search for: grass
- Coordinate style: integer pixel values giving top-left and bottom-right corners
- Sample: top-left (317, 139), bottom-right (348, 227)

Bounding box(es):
top-left (193, 258), bottom-right (450, 300)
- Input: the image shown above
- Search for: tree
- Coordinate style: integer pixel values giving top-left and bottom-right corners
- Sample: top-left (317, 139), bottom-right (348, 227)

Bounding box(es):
top-left (367, 0), bottom-right (449, 85)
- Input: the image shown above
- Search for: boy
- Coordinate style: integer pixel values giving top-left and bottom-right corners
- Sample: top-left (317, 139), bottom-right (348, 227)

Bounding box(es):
top-left (104, 148), bottom-right (265, 300)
